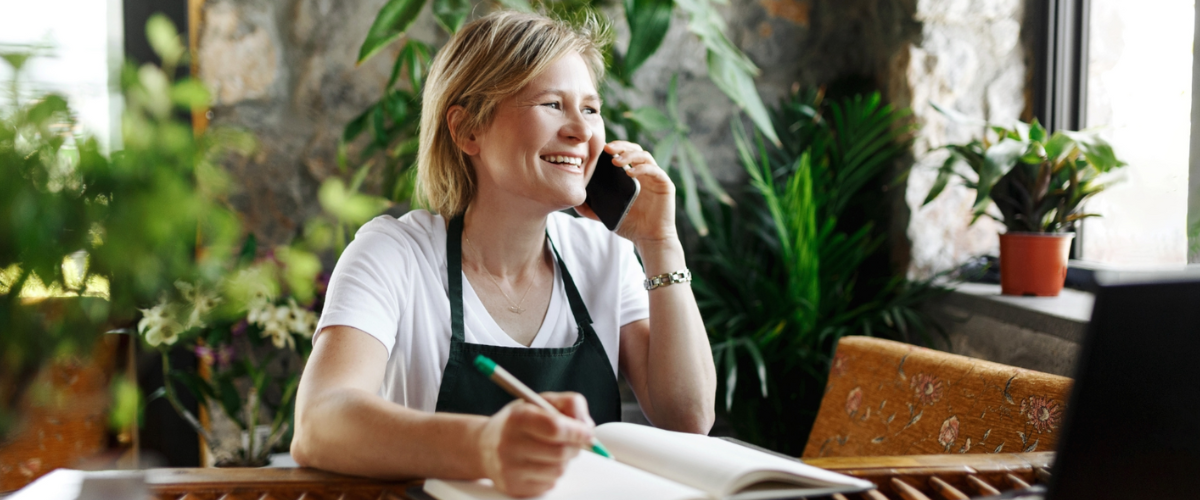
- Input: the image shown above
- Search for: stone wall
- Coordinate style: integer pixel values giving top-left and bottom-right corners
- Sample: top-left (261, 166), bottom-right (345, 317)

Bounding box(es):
top-left (196, 0), bottom-right (1034, 276)
top-left (900, 0), bottom-right (1031, 277)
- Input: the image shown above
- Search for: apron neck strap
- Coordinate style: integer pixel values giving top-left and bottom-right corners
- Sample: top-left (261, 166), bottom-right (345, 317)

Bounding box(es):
top-left (446, 214), bottom-right (594, 344)
top-left (448, 215), bottom-right (466, 343)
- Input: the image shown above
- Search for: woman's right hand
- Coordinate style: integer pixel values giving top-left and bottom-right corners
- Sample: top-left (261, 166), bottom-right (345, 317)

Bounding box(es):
top-left (476, 392), bottom-right (595, 497)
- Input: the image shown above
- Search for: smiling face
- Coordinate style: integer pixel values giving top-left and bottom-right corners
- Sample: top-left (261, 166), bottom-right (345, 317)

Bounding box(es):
top-left (463, 51), bottom-right (606, 213)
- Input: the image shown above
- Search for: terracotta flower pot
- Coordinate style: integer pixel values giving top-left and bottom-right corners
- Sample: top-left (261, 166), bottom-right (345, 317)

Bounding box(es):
top-left (998, 232), bottom-right (1074, 297)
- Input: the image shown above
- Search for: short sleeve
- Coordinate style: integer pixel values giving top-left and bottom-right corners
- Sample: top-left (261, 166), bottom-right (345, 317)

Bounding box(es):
top-left (617, 238), bottom-right (650, 327)
top-left (313, 230), bottom-right (407, 355)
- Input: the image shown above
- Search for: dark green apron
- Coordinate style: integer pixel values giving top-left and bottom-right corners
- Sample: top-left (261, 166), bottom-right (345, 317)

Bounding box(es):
top-left (434, 215), bottom-right (622, 424)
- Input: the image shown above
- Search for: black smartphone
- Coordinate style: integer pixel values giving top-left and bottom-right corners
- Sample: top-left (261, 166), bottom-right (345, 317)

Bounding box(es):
top-left (583, 151), bottom-right (640, 231)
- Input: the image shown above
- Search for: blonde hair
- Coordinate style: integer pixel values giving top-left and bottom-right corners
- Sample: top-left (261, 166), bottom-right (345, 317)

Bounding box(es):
top-left (416, 11), bottom-right (610, 218)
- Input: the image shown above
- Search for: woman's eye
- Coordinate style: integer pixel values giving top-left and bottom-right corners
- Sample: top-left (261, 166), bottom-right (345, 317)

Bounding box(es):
top-left (584, 106), bottom-right (599, 115)
top-left (542, 102), bottom-right (561, 110)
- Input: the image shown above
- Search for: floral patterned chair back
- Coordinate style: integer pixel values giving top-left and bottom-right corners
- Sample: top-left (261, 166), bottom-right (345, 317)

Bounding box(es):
top-left (802, 336), bottom-right (1073, 458)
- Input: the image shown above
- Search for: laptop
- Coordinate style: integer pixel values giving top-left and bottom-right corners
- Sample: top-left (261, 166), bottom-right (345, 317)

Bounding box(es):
top-left (1005, 276), bottom-right (1200, 499)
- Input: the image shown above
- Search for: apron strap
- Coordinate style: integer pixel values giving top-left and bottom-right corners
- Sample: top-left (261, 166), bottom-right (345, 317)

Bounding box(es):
top-left (547, 236), bottom-right (594, 328)
top-left (448, 215), bottom-right (466, 343)
top-left (447, 214), bottom-right (593, 342)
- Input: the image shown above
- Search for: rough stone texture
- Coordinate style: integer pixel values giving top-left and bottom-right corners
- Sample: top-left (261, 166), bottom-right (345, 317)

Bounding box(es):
top-left (900, 0), bottom-right (1029, 277)
top-left (934, 306), bottom-right (1081, 377)
top-left (923, 283), bottom-right (1089, 378)
top-left (197, 0), bottom-right (423, 247)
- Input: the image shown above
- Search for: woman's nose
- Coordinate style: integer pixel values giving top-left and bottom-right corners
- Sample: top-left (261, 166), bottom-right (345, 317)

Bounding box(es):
top-left (559, 109), bottom-right (592, 143)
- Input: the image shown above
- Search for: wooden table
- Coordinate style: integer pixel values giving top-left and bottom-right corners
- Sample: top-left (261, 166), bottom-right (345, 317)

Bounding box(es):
top-left (145, 452), bottom-right (1053, 500)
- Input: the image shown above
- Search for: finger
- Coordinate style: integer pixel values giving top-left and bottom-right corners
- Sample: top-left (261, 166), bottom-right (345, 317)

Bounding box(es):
top-left (541, 392), bottom-right (594, 426)
top-left (510, 403), bottom-right (591, 445)
top-left (512, 439), bottom-right (581, 464)
top-left (610, 149), bottom-right (656, 167)
top-left (604, 140), bottom-right (644, 157)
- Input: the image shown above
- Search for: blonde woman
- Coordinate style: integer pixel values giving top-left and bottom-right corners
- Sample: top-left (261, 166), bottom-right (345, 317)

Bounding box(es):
top-left (292, 11), bottom-right (715, 497)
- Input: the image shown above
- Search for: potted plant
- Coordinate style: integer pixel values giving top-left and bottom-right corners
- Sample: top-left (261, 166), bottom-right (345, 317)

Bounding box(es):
top-left (137, 251), bottom-right (323, 467)
top-left (922, 115), bottom-right (1127, 296)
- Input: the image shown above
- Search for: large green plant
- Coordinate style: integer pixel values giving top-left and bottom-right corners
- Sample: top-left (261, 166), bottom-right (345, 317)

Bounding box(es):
top-left (0, 16), bottom-right (250, 439)
top-left (921, 113), bottom-right (1127, 233)
top-left (691, 90), bottom-right (948, 454)
top-left (345, 0), bottom-right (777, 233)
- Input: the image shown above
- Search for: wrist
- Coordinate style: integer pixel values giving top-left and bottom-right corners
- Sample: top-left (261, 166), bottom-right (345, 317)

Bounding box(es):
top-left (466, 416), bottom-right (493, 479)
top-left (635, 237), bottom-right (686, 277)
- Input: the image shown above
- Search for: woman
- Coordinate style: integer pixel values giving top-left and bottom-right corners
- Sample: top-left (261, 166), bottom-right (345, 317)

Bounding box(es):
top-left (291, 11), bottom-right (716, 497)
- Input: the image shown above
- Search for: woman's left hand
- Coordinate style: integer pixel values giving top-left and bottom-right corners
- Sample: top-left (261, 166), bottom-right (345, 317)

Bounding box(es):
top-left (576, 141), bottom-right (677, 245)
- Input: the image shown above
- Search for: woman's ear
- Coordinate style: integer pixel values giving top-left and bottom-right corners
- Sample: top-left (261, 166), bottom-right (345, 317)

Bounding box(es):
top-left (446, 105), bottom-right (481, 156)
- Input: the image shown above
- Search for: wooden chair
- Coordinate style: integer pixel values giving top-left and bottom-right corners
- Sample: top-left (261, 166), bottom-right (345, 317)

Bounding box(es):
top-left (802, 336), bottom-right (1073, 459)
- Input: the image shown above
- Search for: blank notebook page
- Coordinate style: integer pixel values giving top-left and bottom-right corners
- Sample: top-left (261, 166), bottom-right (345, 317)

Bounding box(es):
top-left (423, 450), bottom-right (707, 500)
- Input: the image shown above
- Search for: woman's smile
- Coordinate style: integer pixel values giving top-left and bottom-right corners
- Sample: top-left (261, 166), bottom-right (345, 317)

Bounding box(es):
top-left (539, 154), bottom-right (586, 174)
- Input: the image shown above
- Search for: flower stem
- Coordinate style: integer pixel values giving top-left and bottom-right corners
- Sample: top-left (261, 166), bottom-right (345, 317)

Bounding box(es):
top-left (160, 351), bottom-right (216, 445)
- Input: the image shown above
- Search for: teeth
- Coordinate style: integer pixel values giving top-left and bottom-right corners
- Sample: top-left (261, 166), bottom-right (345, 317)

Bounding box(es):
top-left (542, 155), bottom-right (582, 166)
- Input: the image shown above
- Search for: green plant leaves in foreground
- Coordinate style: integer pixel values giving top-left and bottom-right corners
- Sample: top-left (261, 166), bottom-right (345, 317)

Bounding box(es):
top-left (622, 0), bottom-right (673, 78)
top-left (357, 0), bottom-right (427, 64)
top-left (433, 0), bottom-right (472, 34)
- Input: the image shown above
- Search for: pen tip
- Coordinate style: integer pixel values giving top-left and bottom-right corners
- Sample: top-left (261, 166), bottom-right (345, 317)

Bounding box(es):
top-left (474, 355), bottom-right (496, 376)
top-left (592, 442), bottom-right (613, 459)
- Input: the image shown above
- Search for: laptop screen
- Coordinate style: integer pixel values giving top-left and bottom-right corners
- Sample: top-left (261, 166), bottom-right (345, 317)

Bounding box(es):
top-left (1048, 279), bottom-right (1200, 499)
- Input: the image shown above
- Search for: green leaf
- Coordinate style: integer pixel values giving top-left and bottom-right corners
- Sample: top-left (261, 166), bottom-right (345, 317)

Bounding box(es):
top-left (496, 0), bottom-right (534, 11)
top-left (974, 139), bottom-right (1025, 214)
top-left (169, 371), bottom-right (214, 402)
top-left (624, 106), bottom-right (673, 132)
top-left (318, 178), bottom-right (390, 225)
top-left (146, 14), bottom-right (186, 67)
top-left (706, 51), bottom-right (780, 146)
top-left (170, 79), bottom-right (211, 110)
top-left (682, 138), bottom-right (733, 205)
top-left (388, 41), bottom-right (433, 89)
top-left (922, 153), bottom-right (958, 206)
top-left (723, 340), bottom-right (737, 412)
top-left (216, 376), bottom-right (247, 429)
top-left (653, 131), bottom-right (681, 172)
top-left (623, 0), bottom-right (673, 78)
top-left (1062, 131), bottom-right (1126, 173)
top-left (384, 91), bottom-right (410, 122)
top-left (667, 74), bottom-right (680, 122)
top-left (433, 0), bottom-right (470, 34)
top-left (930, 102), bottom-right (987, 127)
top-left (1029, 118), bottom-right (1046, 143)
top-left (357, 0), bottom-right (427, 64)
top-left (675, 136), bottom-right (708, 236)
top-left (343, 107), bottom-right (372, 143)
top-left (740, 339), bottom-right (768, 398)
top-left (371, 105), bottom-right (388, 147)
top-left (1043, 132), bottom-right (1072, 162)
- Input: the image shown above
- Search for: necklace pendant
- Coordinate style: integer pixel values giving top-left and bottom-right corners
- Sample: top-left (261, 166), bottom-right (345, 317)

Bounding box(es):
top-left (508, 306), bottom-right (525, 314)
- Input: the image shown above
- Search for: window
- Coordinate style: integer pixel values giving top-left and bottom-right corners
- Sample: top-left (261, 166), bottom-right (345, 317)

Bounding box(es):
top-left (1080, 0), bottom-right (1193, 265)
top-left (0, 0), bottom-right (124, 152)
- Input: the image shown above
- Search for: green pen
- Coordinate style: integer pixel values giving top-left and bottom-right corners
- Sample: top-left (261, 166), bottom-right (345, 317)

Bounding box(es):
top-left (473, 355), bottom-right (614, 459)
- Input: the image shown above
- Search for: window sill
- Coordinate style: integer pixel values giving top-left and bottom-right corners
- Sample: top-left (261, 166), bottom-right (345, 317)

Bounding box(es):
top-left (941, 282), bottom-right (1092, 344)
top-left (925, 283), bottom-right (1093, 377)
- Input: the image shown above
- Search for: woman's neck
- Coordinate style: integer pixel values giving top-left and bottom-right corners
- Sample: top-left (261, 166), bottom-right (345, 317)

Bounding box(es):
top-left (460, 189), bottom-right (554, 278)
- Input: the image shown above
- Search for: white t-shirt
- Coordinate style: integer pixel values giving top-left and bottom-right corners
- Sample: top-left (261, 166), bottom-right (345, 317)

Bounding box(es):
top-left (314, 210), bottom-right (651, 412)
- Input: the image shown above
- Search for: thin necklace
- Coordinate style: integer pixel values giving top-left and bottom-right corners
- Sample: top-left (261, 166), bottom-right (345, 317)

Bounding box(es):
top-left (464, 236), bottom-right (538, 314)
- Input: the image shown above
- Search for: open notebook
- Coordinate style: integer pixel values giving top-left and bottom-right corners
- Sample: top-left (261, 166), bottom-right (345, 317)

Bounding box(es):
top-left (423, 422), bottom-right (875, 500)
